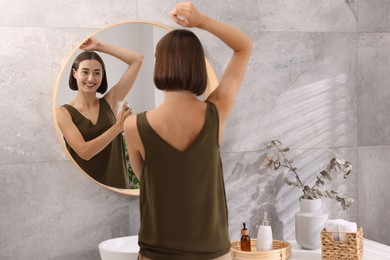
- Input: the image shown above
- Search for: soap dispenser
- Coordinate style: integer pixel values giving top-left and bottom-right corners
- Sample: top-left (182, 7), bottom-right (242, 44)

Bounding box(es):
top-left (256, 212), bottom-right (273, 251)
top-left (240, 223), bottom-right (251, 251)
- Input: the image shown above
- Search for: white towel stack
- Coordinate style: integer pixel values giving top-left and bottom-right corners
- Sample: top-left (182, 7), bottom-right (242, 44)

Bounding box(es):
top-left (324, 219), bottom-right (357, 241)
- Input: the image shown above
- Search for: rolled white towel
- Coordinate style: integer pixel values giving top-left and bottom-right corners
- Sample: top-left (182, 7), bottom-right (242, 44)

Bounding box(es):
top-left (324, 219), bottom-right (341, 240)
top-left (338, 219), bottom-right (357, 241)
top-left (324, 219), bottom-right (357, 241)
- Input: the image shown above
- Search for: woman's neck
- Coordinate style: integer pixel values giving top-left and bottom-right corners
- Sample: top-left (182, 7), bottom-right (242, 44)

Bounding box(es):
top-left (73, 92), bottom-right (99, 108)
top-left (163, 90), bottom-right (198, 103)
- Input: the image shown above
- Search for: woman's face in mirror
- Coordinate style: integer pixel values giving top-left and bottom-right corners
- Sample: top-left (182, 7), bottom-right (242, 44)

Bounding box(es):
top-left (53, 21), bottom-right (218, 195)
top-left (73, 60), bottom-right (103, 93)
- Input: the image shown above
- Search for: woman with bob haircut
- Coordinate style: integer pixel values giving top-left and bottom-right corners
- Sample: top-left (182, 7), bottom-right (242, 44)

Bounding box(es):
top-left (153, 29), bottom-right (208, 96)
top-left (124, 2), bottom-right (252, 260)
top-left (57, 37), bottom-right (143, 189)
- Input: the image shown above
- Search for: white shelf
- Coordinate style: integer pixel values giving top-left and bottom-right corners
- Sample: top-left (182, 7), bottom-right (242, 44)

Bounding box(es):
top-left (288, 239), bottom-right (390, 260)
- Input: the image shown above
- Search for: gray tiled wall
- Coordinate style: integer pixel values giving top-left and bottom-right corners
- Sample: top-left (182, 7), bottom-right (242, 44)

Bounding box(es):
top-left (0, 0), bottom-right (389, 259)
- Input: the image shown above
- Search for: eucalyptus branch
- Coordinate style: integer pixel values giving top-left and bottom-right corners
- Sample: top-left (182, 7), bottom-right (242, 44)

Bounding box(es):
top-left (270, 140), bottom-right (307, 196)
top-left (262, 140), bottom-right (354, 211)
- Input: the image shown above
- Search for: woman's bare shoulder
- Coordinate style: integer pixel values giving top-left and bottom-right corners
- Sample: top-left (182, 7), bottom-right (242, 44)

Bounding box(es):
top-left (124, 114), bottom-right (138, 133)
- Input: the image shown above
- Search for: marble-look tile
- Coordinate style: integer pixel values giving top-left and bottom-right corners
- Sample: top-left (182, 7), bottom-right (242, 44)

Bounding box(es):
top-left (258, 0), bottom-right (357, 32)
top-left (222, 147), bottom-right (358, 241)
top-left (0, 0), bottom-right (136, 28)
top-left (358, 146), bottom-right (390, 245)
top-left (0, 27), bottom-right (97, 164)
top-left (358, 0), bottom-right (390, 32)
top-left (136, 0), bottom-right (177, 26)
top-left (358, 33), bottom-right (390, 146)
top-left (220, 32), bottom-right (357, 152)
top-left (0, 161), bottom-right (137, 260)
top-left (136, 0), bottom-right (261, 35)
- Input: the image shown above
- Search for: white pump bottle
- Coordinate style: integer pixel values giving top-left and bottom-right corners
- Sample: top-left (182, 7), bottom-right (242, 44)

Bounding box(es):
top-left (256, 212), bottom-right (273, 251)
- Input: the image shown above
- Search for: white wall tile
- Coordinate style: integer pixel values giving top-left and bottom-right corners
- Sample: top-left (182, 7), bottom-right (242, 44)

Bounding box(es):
top-left (358, 0), bottom-right (390, 32)
top-left (358, 33), bottom-right (390, 146)
top-left (258, 0), bottom-right (357, 32)
top-left (221, 32), bottom-right (357, 152)
top-left (358, 145), bottom-right (390, 245)
top-left (0, 0), bottom-right (136, 28)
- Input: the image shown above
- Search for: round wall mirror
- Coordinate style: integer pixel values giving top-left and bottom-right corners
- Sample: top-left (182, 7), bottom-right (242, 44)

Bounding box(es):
top-left (53, 21), bottom-right (218, 196)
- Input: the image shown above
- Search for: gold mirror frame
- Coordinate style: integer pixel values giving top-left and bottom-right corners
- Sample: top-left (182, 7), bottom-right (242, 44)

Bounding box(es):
top-left (52, 20), bottom-right (218, 196)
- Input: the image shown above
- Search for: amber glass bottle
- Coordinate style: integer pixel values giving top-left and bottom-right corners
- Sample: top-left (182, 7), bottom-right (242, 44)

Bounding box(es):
top-left (240, 222), bottom-right (251, 251)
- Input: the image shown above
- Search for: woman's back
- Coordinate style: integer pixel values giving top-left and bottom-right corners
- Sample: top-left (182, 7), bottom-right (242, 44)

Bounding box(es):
top-left (144, 92), bottom-right (208, 153)
top-left (137, 100), bottom-right (230, 260)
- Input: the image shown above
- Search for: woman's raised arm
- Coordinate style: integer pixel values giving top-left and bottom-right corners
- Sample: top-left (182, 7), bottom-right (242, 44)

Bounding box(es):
top-left (80, 37), bottom-right (144, 113)
top-left (171, 2), bottom-right (252, 138)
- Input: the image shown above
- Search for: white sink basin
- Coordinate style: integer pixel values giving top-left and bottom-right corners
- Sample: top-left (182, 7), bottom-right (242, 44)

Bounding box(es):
top-left (98, 235), bottom-right (139, 260)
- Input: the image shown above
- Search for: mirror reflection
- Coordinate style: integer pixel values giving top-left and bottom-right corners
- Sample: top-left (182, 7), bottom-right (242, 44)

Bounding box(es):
top-left (54, 21), bottom-right (217, 195)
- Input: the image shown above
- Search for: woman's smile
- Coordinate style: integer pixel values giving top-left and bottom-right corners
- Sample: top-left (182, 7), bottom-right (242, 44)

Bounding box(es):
top-left (73, 59), bottom-right (103, 92)
top-left (84, 82), bottom-right (98, 88)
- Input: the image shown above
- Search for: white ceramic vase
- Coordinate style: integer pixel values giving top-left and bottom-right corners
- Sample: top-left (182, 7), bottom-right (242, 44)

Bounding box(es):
top-left (295, 198), bottom-right (328, 250)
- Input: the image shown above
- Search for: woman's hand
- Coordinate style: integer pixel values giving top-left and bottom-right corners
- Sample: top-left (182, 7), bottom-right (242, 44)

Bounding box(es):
top-left (80, 37), bottom-right (100, 51)
top-left (170, 2), bottom-right (204, 28)
top-left (115, 101), bottom-right (133, 131)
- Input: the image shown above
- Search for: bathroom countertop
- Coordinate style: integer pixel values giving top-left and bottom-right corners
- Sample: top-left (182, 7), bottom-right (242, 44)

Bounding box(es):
top-left (289, 238), bottom-right (390, 260)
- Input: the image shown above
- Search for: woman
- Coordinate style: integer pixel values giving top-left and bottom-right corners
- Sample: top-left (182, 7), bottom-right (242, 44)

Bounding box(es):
top-left (124, 2), bottom-right (252, 259)
top-left (57, 37), bottom-right (143, 189)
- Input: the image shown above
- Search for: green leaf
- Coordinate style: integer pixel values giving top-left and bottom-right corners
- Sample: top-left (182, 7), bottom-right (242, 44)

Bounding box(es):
top-left (315, 176), bottom-right (325, 186)
top-left (284, 176), bottom-right (293, 186)
top-left (320, 170), bottom-right (332, 180)
top-left (268, 140), bottom-right (282, 147)
top-left (316, 189), bottom-right (324, 197)
top-left (274, 140), bottom-right (282, 145)
top-left (325, 190), bottom-right (334, 199)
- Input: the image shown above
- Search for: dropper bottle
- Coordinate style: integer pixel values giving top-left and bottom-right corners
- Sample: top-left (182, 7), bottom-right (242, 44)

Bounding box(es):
top-left (256, 212), bottom-right (273, 251)
top-left (240, 223), bottom-right (251, 251)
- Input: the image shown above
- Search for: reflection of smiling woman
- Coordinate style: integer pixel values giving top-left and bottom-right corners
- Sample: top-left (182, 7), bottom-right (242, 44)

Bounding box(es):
top-left (56, 38), bottom-right (143, 189)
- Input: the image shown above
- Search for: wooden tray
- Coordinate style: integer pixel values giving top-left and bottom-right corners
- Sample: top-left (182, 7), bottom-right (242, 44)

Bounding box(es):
top-left (231, 239), bottom-right (291, 260)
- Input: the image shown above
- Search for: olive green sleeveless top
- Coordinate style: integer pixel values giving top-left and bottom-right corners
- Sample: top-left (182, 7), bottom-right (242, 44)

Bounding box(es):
top-left (62, 98), bottom-right (129, 189)
top-left (137, 101), bottom-right (230, 260)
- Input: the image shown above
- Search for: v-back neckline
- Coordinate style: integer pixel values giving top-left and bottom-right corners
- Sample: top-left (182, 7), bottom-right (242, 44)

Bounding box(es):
top-left (143, 102), bottom-right (210, 154)
top-left (67, 99), bottom-right (102, 126)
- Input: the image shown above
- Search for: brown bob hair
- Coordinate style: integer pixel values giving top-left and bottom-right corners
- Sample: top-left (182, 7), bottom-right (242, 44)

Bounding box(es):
top-left (68, 51), bottom-right (108, 94)
top-left (154, 29), bottom-right (207, 96)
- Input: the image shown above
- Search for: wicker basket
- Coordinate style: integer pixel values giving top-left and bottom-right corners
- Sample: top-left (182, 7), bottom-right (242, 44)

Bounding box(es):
top-left (321, 226), bottom-right (363, 260)
top-left (230, 239), bottom-right (291, 260)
